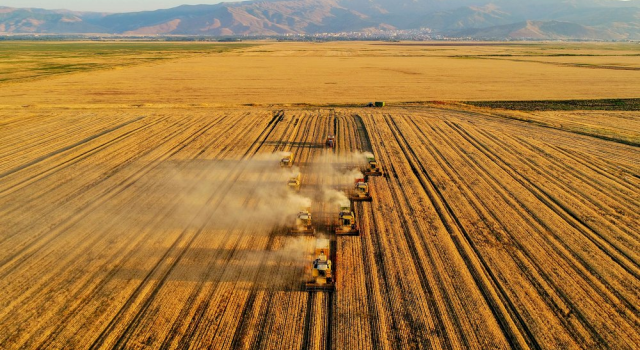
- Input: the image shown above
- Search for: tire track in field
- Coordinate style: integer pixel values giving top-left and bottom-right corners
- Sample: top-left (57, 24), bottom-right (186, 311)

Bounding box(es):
top-left (443, 123), bottom-right (639, 318)
top-left (414, 118), bottom-right (611, 347)
top-left (349, 114), bottom-right (382, 349)
top-left (88, 114), bottom-right (284, 350)
top-left (0, 115), bottom-right (242, 343)
top-left (236, 113), bottom-right (318, 349)
top-left (231, 115), bottom-right (315, 348)
top-left (443, 120), bottom-right (637, 346)
top-left (151, 113), bottom-right (274, 349)
top-left (0, 115), bottom-right (199, 275)
top-left (508, 132), bottom-right (638, 236)
top-left (0, 115), bottom-right (191, 243)
top-left (0, 116), bottom-right (144, 181)
top-left (0, 115), bottom-right (112, 169)
top-left (104, 111), bottom-right (292, 348)
top-left (469, 125), bottom-right (639, 281)
top-left (31, 113), bottom-right (251, 349)
top-left (350, 114), bottom-right (432, 349)
top-left (0, 114), bottom-right (239, 348)
top-left (362, 114), bottom-right (438, 349)
top-left (171, 112), bottom-right (310, 350)
top-left (0, 116), bottom-right (163, 199)
top-left (548, 144), bottom-right (638, 201)
top-left (383, 114), bottom-right (538, 350)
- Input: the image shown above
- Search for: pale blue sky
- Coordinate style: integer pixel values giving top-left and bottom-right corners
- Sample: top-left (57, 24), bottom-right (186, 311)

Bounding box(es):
top-left (1, 1), bottom-right (245, 13)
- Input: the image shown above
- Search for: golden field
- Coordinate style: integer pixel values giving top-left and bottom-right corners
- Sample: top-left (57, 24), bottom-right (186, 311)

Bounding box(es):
top-left (0, 41), bottom-right (639, 108)
top-left (0, 41), bottom-right (638, 349)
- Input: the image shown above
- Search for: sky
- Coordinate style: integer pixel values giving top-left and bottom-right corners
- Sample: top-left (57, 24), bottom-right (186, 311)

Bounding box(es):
top-left (1, 1), bottom-right (245, 13)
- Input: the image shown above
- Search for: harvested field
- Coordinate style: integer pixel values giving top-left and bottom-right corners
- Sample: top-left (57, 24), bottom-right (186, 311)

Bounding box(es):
top-left (1, 41), bottom-right (639, 349)
top-left (1, 105), bottom-right (638, 349)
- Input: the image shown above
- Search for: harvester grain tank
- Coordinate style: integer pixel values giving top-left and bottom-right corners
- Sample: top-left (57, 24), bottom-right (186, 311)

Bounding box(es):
top-left (364, 155), bottom-right (382, 177)
top-left (280, 152), bottom-right (293, 167)
top-left (288, 173), bottom-right (301, 192)
top-left (291, 209), bottom-right (315, 235)
top-left (306, 239), bottom-right (335, 291)
top-left (326, 135), bottom-right (336, 149)
top-left (350, 179), bottom-right (372, 202)
top-left (335, 205), bottom-right (359, 235)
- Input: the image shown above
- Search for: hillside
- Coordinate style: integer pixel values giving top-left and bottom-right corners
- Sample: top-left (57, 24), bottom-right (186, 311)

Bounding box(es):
top-left (0, 0), bottom-right (639, 39)
top-left (457, 20), bottom-right (628, 40)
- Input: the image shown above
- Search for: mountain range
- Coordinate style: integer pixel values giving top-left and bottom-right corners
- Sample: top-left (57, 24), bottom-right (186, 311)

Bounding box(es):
top-left (1, 0), bottom-right (639, 40)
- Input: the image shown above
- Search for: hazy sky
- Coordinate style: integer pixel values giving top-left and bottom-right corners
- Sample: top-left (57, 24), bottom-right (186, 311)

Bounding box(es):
top-left (1, 1), bottom-right (245, 12)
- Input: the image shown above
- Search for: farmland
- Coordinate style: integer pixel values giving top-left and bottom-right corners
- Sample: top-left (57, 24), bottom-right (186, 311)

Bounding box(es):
top-left (0, 42), bottom-right (639, 349)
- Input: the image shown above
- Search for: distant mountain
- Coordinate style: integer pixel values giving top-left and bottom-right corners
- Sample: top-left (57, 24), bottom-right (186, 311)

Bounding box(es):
top-left (457, 20), bottom-right (627, 40)
top-left (0, 0), bottom-right (639, 39)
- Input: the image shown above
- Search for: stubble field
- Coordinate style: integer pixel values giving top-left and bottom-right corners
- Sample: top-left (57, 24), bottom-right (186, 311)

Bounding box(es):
top-left (0, 41), bottom-right (638, 349)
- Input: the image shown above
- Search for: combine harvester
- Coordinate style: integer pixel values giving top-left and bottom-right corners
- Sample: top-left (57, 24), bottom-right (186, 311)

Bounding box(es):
top-left (364, 154), bottom-right (383, 177)
top-left (291, 209), bottom-right (315, 235)
top-left (288, 174), bottom-right (301, 192)
top-left (325, 135), bottom-right (336, 149)
top-left (306, 239), bottom-right (335, 291)
top-left (280, 152), bottom-right (293, 167)
top-left (350, 178), bottom-right (372, 202)
top-left (335, 205), bottom-right (359, 236)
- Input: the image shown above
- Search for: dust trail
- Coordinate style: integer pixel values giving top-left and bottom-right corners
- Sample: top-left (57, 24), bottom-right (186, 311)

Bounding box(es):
top-left (310, 151), bottom-right (369, 208)
top-left (104, 153), bottom-right (313, 233)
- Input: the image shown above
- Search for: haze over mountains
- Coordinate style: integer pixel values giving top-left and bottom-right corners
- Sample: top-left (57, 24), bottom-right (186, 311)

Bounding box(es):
top-left (1, 0), bottom-right (639, 40)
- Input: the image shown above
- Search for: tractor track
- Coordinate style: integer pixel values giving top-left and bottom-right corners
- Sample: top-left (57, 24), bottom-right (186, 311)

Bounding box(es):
top-left (364, 119), bottom-right (459, 349)
top-left (36, 114), bottom-right (245, 350)
top-left (479, 127), bottom-right (639, 275)
top-left (88, 113), bottom-right (283, 350)
top-left (1, 113), bottom-right (264, 349)
top-left (361, 113), bottom-right (439, 349)
top-left (383, 114), bottom-right (537, 350)
top-left (412, 117), bottom-right (611, 346)
top-left (0, 116), bottom-right (213, 277)
top-left (447, 121), bottom-right (640, 300)
top-left (2, 107), bottom-right (638, 350)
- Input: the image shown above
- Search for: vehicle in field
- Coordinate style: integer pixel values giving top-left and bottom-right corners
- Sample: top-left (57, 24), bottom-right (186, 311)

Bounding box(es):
top-left (280, 152), bottom-right (293, 167)
top-left (288, 174), bottom-right (301, 191)
top-left (335, 205), bottom-right (359, 235)
top-left (350, 179), bottom-right (372, 202)
top-left (364, 155), bottom-right (382, 177)
top-left (306, 239), bottom-right (335, 291)
top-left (326, 135), bottom-right (335, 149)
top-left (291, 209), bottom-right (315, 235)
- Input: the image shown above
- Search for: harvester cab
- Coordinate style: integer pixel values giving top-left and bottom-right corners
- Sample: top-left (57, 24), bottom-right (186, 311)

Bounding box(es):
top-left (288, 174), bottom-right (301, 192)
top-left (335, 205), bottom-right (359, 235)
top-left (292, 209), bottom-right (315, 235)
top-left (364, 156), bottom-right (382, 176)
top-left (326, 135), bottom-right (336, 149)
top-left (350, 179), bottom-right (372, 202)
top-left (306, 239), bottom-right (335, 291)
top-left (280, 152), bottom-right (293, 167)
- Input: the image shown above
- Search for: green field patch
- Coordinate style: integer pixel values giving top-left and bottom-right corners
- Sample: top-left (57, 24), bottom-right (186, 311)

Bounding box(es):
top-left (0, 42), bottom-right (255, 83)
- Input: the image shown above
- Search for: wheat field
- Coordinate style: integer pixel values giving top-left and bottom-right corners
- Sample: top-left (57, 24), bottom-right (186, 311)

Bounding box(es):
top-left (0, 41), bottom-right (638, 349)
